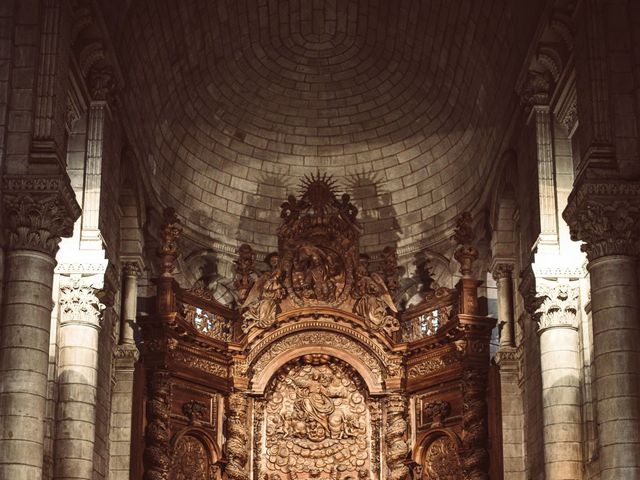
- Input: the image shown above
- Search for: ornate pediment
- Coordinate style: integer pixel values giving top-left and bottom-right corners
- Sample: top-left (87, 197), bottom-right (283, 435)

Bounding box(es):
top-left (241, 174), bottom-right (399, 335)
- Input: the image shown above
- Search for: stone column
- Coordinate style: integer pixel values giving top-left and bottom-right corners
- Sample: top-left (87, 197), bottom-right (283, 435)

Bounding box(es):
top-left (535, 280), bottom-right (583, 480)
top-left (0, 177), bottom-right (79, 480)
top-left (564, 182), bottom-right (640, 479)
top-left (110, 262), bottom-right (141, 480)
top-left (54, 274), bottom-right (105, 480)
top-left (493, 263), bottom-right (515, 348)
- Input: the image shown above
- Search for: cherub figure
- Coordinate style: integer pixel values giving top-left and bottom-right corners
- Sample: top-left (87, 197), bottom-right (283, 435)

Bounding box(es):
top-left (241, 253), bottom-right (286, 332)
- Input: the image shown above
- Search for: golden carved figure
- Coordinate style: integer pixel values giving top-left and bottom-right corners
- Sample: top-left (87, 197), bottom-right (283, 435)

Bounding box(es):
top-left (353, 255), bottom-right (399, 335)
top-left (242, 253), bottom-right (286, 332)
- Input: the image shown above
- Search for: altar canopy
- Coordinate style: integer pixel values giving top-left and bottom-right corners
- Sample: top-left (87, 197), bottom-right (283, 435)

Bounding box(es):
top-left (137, 175), bottom-right (497, 480)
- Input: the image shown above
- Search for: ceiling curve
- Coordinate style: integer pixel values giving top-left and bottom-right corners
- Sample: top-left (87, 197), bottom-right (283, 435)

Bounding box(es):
top-left (114, 0), bottom-right (542, 254)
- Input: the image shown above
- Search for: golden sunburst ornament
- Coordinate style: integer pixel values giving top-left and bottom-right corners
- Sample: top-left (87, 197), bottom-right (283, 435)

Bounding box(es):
top-left (299, 172), bottom-right (339, 209)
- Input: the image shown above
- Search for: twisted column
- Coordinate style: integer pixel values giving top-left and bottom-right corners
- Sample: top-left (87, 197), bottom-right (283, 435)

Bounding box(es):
top-left (226, 393), bottom-right (249, 480)
top-left (462, 369), bottom-right (490, 480)
top-left (385, 393), bottom-right (409, 480)
top-left (0, 177), bottom-right (79, 480)
top-left (143, 370), bottom-right (172, 480)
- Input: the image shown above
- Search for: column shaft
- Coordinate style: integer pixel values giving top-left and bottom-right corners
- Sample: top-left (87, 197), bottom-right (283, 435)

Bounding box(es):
top-left (53, 276), bottom-right (103, 480)
top-left (539, 326), bottom-right (583, 479)
top-left (589, 255), bottom-right (640, 478)
top-left (0, 251), bottom-right (57, 480)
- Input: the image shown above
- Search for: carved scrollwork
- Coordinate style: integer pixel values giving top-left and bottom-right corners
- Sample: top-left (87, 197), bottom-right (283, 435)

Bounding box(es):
top-left (407, 353), bottom-right (458, 379)
top-left (180, 302), bottom-right (231, 341)
top-left (251, 331), bottom-right (383, 384)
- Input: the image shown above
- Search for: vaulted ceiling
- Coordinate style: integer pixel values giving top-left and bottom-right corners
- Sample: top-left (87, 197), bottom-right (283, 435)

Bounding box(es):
top-left (105, 0), bottom-right (543, 254)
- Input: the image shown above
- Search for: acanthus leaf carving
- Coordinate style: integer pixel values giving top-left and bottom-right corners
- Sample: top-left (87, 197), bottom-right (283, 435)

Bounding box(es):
top-left (3, 175), bottom-right (80, 255)
top-left (535, 280), bottom-right (580, 332)
top-left (59, 275), bottom-right (105, 327)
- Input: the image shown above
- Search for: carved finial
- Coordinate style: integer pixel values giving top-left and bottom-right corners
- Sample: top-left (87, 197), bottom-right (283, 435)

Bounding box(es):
top-left (381, 246), bottom-right (400, 296)
top-left (452, 212), bottom-right (478, 277)
top-left (233, 244), bottom-right (256, 302)
top-left (157, 207), bottom-right (182, 277)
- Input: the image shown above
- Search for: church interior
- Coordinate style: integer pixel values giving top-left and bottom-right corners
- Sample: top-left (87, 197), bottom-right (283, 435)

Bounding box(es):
top-left (1, 0), bottom-right (640, 479)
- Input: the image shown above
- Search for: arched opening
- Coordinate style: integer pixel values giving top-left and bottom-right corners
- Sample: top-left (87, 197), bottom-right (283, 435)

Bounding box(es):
top-left (253, 354), bottom-right (380, 480)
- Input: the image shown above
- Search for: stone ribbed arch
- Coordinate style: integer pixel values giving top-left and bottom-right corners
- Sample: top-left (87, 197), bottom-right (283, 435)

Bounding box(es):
top-left (246, 319), bottom-right (390, 394)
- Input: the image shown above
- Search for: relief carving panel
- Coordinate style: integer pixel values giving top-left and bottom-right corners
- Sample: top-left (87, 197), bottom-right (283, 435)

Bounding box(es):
top-left (171, 435), bottom-right (209, 480)
top-left (259, 355), bottom-right (373, 479)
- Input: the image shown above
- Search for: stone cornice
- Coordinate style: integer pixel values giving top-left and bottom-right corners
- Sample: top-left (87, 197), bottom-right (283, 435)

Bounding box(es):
top-left (563, 180), bottom-right (640, 261)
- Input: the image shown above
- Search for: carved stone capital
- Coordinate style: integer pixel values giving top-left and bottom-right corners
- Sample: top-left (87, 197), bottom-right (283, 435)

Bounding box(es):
top-left (521, 70), bottom-right (552, 107)
top-left (123, 261), bottom-right (142, 278)
top-left (59, 275), bottom-right (106, 328)
top-left (114, 343), bottom-right (140, 364)
top-left (2, 175), bottom-right (80, 256)
top-left (491, 262), bottom-right (514, 281)
top-left (535, 280), bottom-right (580, 333)
top-left (563, 181), bottom-right (640, 261)
top-left (88, 65), bottom-right (117, 102)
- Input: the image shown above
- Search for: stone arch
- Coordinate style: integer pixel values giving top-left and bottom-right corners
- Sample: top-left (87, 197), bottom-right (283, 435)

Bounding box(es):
top-left (247, 323), bottom-right (388, 395)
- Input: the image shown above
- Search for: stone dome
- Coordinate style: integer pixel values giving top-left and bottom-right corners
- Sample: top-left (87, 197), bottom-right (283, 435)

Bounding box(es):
top-left (117, 0), bottom-right (540, 254)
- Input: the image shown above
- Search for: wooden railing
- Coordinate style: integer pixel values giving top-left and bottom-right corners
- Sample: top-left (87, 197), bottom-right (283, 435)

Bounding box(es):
top-left (400, 287), bottom-right (458, 343)
top-left (175, 288), bottom-right (237, 343)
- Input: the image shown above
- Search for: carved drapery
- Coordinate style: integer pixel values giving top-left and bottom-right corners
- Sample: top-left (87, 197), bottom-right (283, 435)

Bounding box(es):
top-left (233, 244), bottom-right (256, 303)
top-left (226, 393), bottom-right (249, 480)
top-left (385, 394), bottom-right (409, 480)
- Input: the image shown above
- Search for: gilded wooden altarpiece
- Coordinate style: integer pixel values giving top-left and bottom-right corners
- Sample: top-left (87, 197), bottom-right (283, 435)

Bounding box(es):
top-left (137, 176), bottom-right (497, 480)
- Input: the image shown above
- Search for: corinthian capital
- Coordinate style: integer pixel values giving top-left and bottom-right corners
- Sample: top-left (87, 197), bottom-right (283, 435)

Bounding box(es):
top-left (563, 181), bottom-right (640, 261)
top-left (535, 280), bottom-right (580, 332)
top-left (59, 275), bottom-right (106, 328)
top-left (2, 175), bottom-right (81, 256)
top-left (491, 262), bottom-right (514, 281)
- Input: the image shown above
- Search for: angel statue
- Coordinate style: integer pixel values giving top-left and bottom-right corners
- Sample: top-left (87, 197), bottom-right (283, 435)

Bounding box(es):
top-left (353, 254), bottom-right (399, 335)
top-left (241, 253), bottom-right (286, 333)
